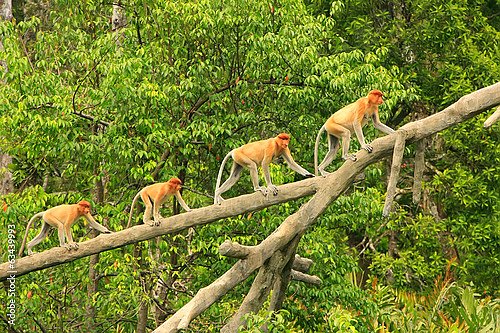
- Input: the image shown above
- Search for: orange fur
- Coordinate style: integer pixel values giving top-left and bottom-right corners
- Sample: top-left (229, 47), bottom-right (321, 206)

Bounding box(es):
top-left (314, 90), bottom-right (394, 175)
top-left (127, 177), bottom-right (191, 228)
top-left (19, 201), bottom-right (111, 256)
top-left (214, 133), bottom-right (313, 204)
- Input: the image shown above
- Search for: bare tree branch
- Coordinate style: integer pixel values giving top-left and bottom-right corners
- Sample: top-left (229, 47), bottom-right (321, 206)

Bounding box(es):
top-left (383, 131), bottom-right (407, 217)
top-left (412, 138), bottom-right (426, 203)
top-left (291, 270), bottom-right (322, 286)
top-left (484, 105), bottom-right (500, 128)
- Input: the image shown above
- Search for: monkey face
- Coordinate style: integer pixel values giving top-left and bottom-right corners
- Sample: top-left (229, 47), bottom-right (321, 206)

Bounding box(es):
top-left (78, 201), bottom-right (92, 214)
top-left (368, 90), bottom-right (384, 105)
top-left (277, 133), bottom-right (290, 149)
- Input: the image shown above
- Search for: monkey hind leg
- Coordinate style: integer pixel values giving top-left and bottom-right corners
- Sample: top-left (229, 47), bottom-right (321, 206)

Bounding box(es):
top-left (141, 193), bottom-right (154, 224)
top-left (245, 163), bottom-right (268, 196)
top-left (26, 223), bottom-right (51, 255)
top-left (215, 163), bottom-right (243, 204)
top-left (151, 200), bottom-right (163, 227)
top-left (318, 135), bottom-right (340, 176)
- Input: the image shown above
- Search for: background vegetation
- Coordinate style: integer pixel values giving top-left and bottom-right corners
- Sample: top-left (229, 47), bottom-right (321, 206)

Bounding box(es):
top-left (1, 0), bottom-right (499, 332)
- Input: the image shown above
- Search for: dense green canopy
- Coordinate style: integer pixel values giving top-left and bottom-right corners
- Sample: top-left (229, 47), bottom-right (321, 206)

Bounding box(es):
top-left (1, 0), bottom-right (499, 332)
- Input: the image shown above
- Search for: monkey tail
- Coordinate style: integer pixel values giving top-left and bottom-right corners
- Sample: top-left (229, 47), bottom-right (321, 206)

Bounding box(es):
top-left (214, 150), bottom-right (234, 204)
top-left (18, 212), bottom-right (44, 257)
top-left (314, 125), bottom-right (326, 176)
top-left (126, 192), bottom-right (141, 228)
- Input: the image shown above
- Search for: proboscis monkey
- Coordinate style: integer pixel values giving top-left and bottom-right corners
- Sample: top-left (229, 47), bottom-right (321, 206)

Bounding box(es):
top-left (127, 177), bottom-right (191, 228)
top-left (18, 200), bottom-right (112, 256)
top-left (314, 89), bottom-right (395, 176)
top-left (214, 133), bottom-right (314, 204)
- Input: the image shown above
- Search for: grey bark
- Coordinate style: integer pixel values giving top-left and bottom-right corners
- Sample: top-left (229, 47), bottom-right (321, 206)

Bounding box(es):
top-left (290, 270), bottom-right (321, 286)
top-left (0, 1), bottom-right (13, 195)
top-left (0, 0), bottom-right (12, 20)
top-left (112, 1), bottom-right (126, 31)
top-left (412, 138), bottom-right (426, 203)
top-left (0, 154), bottom-right (12, 195)
top-left (383, 131), bottom-right (407, 217)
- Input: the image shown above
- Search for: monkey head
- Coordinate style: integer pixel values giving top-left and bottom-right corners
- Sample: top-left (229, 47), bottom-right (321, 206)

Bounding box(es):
top-left (368, 90), bottom-right (384, 105)
top-left (168, 177), bottom-right (183, 191)
top-left (77, 200), bottom-right (92, 215)
top-left (277, 133), bottom-right (290, 149)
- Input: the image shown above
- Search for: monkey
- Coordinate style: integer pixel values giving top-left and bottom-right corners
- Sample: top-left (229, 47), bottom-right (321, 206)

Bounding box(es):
top-left (214, 133), bottom-right (314, 204)
top-left (127, 177), bottom-right (191, 228)
top-left (18, 200), bottom-right (112, 256)
top-left (314, 89), bottom-right (395, 176)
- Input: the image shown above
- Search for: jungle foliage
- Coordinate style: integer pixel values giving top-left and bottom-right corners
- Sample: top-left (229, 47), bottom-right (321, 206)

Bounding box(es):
top-left (1, 0), bottom-right (499, 332)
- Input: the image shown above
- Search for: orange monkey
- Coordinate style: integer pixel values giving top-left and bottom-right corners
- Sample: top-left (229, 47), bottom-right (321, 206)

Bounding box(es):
top-left (314, 90), bottom-right (395, 176)
top-left (18, 200), bottom-right (112, 256)
top-left (214, 133), bottom-right (314, 204)
top-left (127, 177), bottom-right (191, 228)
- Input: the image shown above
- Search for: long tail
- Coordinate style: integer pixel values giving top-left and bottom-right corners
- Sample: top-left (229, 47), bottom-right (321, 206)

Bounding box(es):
top-left (126, 192), bottom-right (142, 228)
top-left (314, 125), bottom-right (326, 176)
top-left (214, 150), bottom-right (234, 204)
top-left (18, 212), bottom-right (44, 257)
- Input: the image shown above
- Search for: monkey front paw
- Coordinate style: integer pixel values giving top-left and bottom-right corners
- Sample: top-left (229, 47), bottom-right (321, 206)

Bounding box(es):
top-left (267, 185), bottom-right (279, 196)
top-left (362, 144), bottom-right (373, 153)
top-left (150, 220), bottom-right (161, 227)
top-left (64, 243), bottom-right (79, 251)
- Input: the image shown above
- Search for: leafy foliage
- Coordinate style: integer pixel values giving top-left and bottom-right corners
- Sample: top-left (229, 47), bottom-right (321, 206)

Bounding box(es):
top-left (0, 0), bottom-right (499, 332)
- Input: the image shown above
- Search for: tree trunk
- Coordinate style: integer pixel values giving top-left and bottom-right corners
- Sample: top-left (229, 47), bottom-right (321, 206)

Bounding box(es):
top-left (134, 243), bottom-right (149, 333)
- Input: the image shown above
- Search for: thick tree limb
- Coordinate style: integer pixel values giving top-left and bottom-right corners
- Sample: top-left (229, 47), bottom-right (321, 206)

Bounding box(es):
top-left (220, 237), bottom-right (300, 333)
top-left (292, 254), bottom-right (313, 273)
top-left (291, 270), bottom-right (322, 286)
top-left (383, 131), bottom-right (407, 217)
top-left (412, 138), bottom-right (426, 203)
top-left (219, 240), bottom-right (254, 259)
top-left (268, 243), bottom-right (299, 313)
